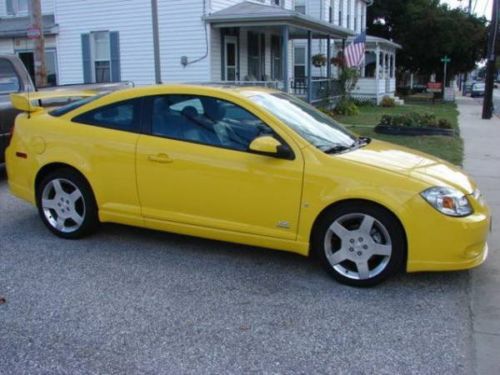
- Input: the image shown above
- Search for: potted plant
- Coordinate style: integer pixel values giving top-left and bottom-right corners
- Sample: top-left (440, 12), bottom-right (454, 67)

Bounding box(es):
top-left (312, 54), bottom-right (327, 67)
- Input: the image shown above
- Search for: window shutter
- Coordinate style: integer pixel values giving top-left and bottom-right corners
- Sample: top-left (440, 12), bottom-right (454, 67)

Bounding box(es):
top-left (110, 31), bottom-right (121, 82)
top-left (81, 33), bottom-right (92, 83)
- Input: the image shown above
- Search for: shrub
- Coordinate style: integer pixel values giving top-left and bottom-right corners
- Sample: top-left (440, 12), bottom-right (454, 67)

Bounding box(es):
top-left (378, 112), bottom-right (452, 129)
top-left (334, 99), bottom-right (360, 116)
top-left (380, 96), bottom-right (396, 107)
top-left (351, 97), bottom-right (376, 107)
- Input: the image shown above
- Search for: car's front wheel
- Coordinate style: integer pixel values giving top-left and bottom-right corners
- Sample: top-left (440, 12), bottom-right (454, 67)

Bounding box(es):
top-left (36, 168), bottom-right (99, 239)
top-left (313, 202), bottom-right (406, 287)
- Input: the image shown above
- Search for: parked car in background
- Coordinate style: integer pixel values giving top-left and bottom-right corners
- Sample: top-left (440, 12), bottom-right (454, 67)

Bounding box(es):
top-left (0, 54), bottom-right (133, 163)
top-left (6, 85), bottom-right (490, 287)
top-left (471, 82), bottom-right (486, 97)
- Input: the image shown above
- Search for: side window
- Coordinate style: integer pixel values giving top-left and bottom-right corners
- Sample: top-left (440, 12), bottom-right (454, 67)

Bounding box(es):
top-left (73, 99), bottom-right (141, 132)
top-left (151, 95), bottom-right (274, 151)
top-left (0, 59), bottom-right (20, 94)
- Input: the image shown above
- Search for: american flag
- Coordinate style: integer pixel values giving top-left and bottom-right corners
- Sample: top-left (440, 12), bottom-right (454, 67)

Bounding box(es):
top-left (344, 32), bottom-right (366, 68)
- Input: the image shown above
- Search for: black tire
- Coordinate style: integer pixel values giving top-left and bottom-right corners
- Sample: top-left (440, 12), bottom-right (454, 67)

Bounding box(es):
top-left (36, 167), bottom-right (99, 239)
top-left (312, 201), bottom-right (406, 287)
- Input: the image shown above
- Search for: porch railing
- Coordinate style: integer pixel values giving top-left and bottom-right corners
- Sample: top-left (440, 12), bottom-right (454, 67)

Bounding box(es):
top-left (291, 78), bottom-right (343, 103)
top-left (205, 81), bottom-right (284, 90)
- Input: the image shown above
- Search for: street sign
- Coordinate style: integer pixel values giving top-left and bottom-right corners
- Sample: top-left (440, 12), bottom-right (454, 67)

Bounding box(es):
top-left (441, 56), bottom-right (451, 64)
top-left (427, 82), bottom-right (442, 92)
top-left (27, 27), bottom-right (41, 40)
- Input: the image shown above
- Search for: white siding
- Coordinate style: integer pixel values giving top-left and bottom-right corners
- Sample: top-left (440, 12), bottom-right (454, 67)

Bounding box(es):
top-left (157, 0), bottom-right (211, 83)
top-left (0, 39), bottom-right (14, 53)
top-left (55, 0), bottom-right (155, 85)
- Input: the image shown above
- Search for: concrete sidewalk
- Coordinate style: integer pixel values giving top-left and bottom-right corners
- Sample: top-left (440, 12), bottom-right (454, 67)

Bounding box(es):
top-left (458, 96), bottom-right (500, 375)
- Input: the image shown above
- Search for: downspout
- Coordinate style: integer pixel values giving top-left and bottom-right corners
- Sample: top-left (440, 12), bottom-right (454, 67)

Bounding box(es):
top-left (151, 0), bottom-right (162, 83)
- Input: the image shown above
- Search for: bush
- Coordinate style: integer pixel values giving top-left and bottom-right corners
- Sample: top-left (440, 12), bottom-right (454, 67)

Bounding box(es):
top-left (378, 112), bottom-right (452, 129)
top-left (333, 99), bottom-right (360, 116)
top-left (380, 96), bottom-right (396, 107)
top-left (351, 97), bottom-right (376, 107)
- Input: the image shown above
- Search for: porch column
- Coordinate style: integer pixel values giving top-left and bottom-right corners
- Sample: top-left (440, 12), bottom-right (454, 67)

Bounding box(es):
top-left (326, 35), bottom-right (332, 79)
top-left (307, 30), bottom-right (312, 103)
top-left (282, 25), bottom-right (289, 92)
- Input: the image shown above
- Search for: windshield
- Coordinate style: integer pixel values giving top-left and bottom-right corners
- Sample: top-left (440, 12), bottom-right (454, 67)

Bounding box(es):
top-left (247, 92), bottom-right (357, 152)
top-left (49, 93), bottom-right (108, 117)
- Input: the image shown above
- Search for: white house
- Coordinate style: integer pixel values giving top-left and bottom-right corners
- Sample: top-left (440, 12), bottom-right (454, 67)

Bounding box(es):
top-left (0, 0), bottom-right (400, 104)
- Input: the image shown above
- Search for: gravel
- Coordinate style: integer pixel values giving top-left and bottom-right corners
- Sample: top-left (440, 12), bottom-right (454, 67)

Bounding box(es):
top-left (0, 165), bottom-right (474, 374)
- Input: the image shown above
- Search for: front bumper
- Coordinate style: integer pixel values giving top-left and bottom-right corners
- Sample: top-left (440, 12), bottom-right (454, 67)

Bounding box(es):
top-left (404, 193), bottom-right (490, 272)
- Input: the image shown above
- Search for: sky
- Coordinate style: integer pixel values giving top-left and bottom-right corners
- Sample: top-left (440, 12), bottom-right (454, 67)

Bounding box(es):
top-left (442, 0), bottom-right (493, 19)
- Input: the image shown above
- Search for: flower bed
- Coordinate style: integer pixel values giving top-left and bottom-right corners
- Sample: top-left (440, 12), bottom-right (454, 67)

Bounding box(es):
top-left (374, 112), bottom-right (456, 136)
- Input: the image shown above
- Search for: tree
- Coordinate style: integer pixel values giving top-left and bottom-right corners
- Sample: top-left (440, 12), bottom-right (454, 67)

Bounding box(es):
top-left (368, 0), bottom-right (488, 81)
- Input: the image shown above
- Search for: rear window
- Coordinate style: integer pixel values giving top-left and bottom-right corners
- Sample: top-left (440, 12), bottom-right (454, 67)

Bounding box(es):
top-left (49, 93), bottom-right (108, 117)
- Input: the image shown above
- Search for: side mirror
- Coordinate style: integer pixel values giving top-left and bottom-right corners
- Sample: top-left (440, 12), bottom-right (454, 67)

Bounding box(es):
top-left (249, 136), bottom-right (293, 159)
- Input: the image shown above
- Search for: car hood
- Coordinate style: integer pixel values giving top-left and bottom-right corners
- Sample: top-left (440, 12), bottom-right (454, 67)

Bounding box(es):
top-left (337, 139), bottom-right (475, 194)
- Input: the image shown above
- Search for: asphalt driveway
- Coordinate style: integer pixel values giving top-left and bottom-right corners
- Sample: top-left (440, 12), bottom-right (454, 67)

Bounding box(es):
top-left (0, 164), bottom-right (474, 374)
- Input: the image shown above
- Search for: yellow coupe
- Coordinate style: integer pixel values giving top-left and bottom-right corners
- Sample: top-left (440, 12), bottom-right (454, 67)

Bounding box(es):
top-left (5, 85), bottom-right (490, 286)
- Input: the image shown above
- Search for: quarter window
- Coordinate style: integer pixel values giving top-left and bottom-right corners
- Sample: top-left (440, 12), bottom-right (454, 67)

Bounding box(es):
top-left (73, 99), bottom-right (141, 132)
top-left (150, 95), bottom-right (274, 152)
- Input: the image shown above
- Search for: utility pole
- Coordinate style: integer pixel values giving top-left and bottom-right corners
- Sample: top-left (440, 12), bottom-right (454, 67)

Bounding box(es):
top-left (30, 0), bottom-right (47, 88)
top-left (462, 0), bottom-right (473, 94)
top-left (482, 0), bottom-right (499, 119)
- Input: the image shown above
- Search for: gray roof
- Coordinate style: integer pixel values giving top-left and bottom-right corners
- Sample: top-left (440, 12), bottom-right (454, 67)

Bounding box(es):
top-left (205, 1), bottom-right (355, 38)
top-left (0, 15), bottom-right (58, 38)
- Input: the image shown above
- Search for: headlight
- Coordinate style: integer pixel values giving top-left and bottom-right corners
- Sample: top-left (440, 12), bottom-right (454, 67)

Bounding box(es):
top-left (421, 187), bottom-right (473, 217)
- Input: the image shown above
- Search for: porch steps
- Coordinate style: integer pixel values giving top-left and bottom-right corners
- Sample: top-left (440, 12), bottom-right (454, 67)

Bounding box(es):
top-left (393, 96), bottom-right (405, 106)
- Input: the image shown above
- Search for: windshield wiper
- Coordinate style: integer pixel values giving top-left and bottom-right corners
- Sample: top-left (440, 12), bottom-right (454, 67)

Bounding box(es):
top-left (323, 144), bottom-right (353, 154)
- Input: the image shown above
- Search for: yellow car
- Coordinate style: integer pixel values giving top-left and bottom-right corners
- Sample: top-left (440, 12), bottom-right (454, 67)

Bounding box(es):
top-left (6, 85), bottom-right (490, 286)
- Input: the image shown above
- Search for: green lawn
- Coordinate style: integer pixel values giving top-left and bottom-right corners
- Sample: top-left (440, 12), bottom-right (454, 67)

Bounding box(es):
top-left (331, 102), bottom-right (463, 165)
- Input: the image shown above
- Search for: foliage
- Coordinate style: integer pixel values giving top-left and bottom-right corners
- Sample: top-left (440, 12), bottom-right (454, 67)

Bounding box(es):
top-left (379, 112), bottom-right (452, 129)
top-left (351, 97), bottom-right (376, 107)
top-left (331, 51), bottom-right (345, 67)
top-left (367, 0), bottom-right (488, 81)
top-left (338, 67), bottom-right (360, 97)
top-left (312, 54), bottom-right (327, 67)
top-left (333, 98), bottom-right (360, 116)
top-left (380, 96), bottom-right (396, 107)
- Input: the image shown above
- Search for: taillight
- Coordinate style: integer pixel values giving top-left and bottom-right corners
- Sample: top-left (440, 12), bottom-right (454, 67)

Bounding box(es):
top-left (7, 123), bottom-right (15, 147)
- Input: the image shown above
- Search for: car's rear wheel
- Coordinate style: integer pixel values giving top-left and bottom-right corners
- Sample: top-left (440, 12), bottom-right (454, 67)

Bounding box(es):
top-left (312, 202), bottom-right (406, 287)
top-left (36, 168), bottom-right (98, 239)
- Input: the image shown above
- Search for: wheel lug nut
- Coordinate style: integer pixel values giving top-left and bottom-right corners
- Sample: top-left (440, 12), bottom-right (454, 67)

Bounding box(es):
top-left (350, 239), bottom-right (355, 243)
top-left (359, 237), bottom-right (363, 242)
top-left (357, 251), bottom-right (362, 256)
top-left (363, 245), bottom-right (368, 250)
top-left (349, 247), bottom-right (354, 252)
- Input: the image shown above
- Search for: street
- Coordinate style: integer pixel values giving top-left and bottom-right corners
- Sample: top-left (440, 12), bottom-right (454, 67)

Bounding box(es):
top-left (0, 163), bottom-right (477, 374)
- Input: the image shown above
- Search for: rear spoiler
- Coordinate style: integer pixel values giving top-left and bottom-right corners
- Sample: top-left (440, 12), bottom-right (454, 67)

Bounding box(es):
top-left (10, 90), bottom-right (97, 113)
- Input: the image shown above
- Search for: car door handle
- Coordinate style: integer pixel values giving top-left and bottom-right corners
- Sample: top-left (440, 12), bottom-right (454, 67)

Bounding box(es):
top-left (148, 153), bottom-right (173, 163)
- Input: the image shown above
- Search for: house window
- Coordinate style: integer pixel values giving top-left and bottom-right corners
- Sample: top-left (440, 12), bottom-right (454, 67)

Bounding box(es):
top-left (295, 0), bottom-right (305, 14)
top-left (271, 35), bottom-right (282, 80)
top-left (347, 0), bottom-right (351, 29)
top-left (81, 31), bottom-right (121, 84)
top-left (247, 32), bottom-right (265, 81)
top-left (294, 46), bottom-right (306, 79)
top-left (329, 1), bottom-right (333, 23)
top-left (361, 4), bottom-right (365, 31)
top-left (339, 0), bottom-right (343, 27)
top-left (92, 31), bottom-right (111, 83)
top-left (6, 0), bottom-right (28, 15)
top-left (272, 0), bottom-right (281, 6)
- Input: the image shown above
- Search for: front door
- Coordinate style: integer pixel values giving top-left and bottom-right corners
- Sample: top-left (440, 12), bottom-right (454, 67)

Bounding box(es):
top-left (136, 94), bottom-right (304, 240)
top-left (224, 36), bottom-right (238, 81)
